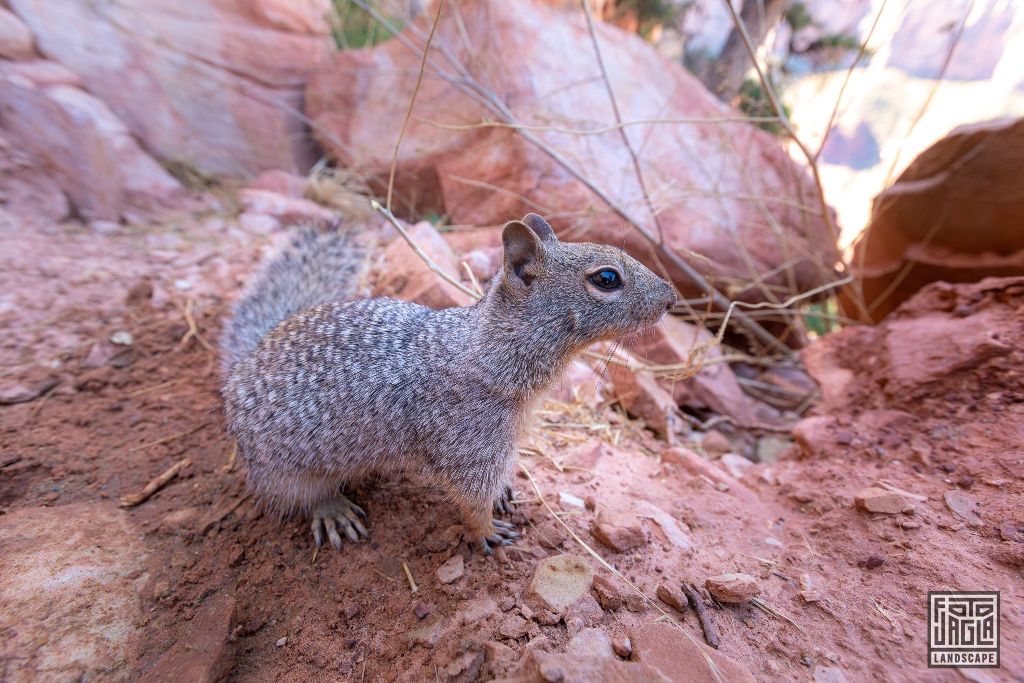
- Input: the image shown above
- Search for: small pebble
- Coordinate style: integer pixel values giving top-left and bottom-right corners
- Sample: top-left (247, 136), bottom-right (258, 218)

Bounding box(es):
top-left (864, 555), bottom-right (885, 569)
top-left (611, 634), bottom-right (632, 658)
top-left (109, 330), bottom-right (134, 346)
top-left (275, 636), bottom-right (287, 647)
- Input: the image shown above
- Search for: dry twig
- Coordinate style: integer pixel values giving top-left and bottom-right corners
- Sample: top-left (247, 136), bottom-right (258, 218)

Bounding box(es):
top-left (370, 199), bottom-right (480, 299)
top-left (402, 561), bottom-right (419, 593)
top-left (119, 457), bottom-right (191, 507)
top-left (682, 583), bottom-right (720, 649)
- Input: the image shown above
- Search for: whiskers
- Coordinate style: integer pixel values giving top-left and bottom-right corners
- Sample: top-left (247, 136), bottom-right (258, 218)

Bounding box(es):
top-left (591, 335), bottom-right (623, 403)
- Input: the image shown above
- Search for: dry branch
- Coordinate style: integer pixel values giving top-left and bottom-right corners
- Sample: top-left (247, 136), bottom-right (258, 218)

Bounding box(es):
top-left (370, 200), bottom-right (480, 299)
top-left (351, 0), bottom-right (791, 357)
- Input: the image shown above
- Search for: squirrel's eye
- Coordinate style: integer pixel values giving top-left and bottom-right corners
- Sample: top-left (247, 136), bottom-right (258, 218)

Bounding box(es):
top-left (588, 269), bottom-right (622, 291)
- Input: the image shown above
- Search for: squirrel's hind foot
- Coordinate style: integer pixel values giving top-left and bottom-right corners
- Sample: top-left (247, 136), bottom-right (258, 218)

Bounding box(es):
top-left (470, 518), bottom-right (520, 556)
top-left (311, 494), bottom-right (368, 550)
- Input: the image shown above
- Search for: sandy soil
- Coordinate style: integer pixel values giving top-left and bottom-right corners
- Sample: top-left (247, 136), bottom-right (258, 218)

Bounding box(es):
top-left (1, 213), bottom-right (1021, 682)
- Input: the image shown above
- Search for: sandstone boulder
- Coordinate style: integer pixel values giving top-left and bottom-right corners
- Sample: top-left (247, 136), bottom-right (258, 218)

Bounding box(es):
top-left (307, 0), bottom-right (838, 304)
top-left (842, 117), bottom-right (1024, 322)
top-left (0, 7), bottom-right (34, 59)
top-left (0, 73), bottom-right (185, 221)
top-left (9, 0), bottom-right (334, 176)
top-left (628, 623), bottom-right (756, 682)
top-left (373, 221), bottom-right (475, 309)
top-left (0, 504), bottom-right (146, 680)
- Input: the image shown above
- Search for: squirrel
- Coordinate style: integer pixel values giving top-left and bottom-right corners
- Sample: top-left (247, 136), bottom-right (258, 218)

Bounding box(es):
top-left (221, 213), bottom-right (677, 553)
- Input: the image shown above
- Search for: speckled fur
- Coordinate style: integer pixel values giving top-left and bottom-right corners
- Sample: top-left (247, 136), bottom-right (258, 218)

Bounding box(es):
top-left (220, 225), bottom-right (368, 374)
top-left (221, 214), bottom-right (677, 544)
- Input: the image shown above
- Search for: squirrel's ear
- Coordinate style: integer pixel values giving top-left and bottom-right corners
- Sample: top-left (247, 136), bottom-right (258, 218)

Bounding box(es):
top-left (521, 213), bottom-right (557, 242)
top-left (502, 220), bottom-right (544, 287)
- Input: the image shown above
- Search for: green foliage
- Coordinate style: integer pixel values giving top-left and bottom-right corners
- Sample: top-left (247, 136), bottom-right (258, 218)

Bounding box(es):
top-left (421, 211), bottom-right (448, 227)
top-left (802, 297), bottom-right (842, 337)
top-left (811, 33), bottom-right (863, 52)
top-left (331, 0), bottom-right (402, 50)
top-left (615, 0), bottom-right (684, 40)
top-left (737, 78), bottom-right (790, 135)
top-left (784, 2), bottom-right (813, 31)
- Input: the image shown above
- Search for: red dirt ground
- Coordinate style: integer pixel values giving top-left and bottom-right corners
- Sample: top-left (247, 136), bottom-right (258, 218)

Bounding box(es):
top-left (1, 213), bottom-right (1021, 682)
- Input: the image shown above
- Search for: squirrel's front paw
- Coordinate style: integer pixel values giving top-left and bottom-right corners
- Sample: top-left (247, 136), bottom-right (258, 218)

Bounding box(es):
top-left (470, 518), bottom-right (519, 556)
top-left (493, 485), bottom-right (517, 516)
top-left (311, 495), bottom-right (368, 550)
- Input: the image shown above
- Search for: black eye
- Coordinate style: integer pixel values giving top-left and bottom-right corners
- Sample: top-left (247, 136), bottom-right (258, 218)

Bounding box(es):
top-left (588, 269), bottom-right (622, 291)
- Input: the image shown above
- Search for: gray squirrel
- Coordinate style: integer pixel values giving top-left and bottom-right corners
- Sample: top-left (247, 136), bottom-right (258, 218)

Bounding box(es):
top-left (221, 213), bottom-right (677, 553)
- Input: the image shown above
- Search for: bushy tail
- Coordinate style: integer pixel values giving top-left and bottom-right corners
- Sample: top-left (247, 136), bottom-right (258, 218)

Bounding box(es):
top-left (220, 225), bottom-right (369, 373)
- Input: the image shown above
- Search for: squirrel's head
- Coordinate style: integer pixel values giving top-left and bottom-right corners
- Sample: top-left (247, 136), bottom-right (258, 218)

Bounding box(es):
top-left (495, 213), bottom-right (677, 347)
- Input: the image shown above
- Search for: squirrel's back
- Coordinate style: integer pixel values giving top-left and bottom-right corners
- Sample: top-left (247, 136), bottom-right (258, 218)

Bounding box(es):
top-left (219, 225), bottom-right (369, 373)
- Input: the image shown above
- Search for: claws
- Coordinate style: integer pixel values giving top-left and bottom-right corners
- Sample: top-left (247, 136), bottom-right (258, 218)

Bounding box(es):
top-left (311, 495), bottom-right (369, 550)
top-left (469, 516), bottom-right (520, 556)
top-left (493, 485), bottom-right (517, 516)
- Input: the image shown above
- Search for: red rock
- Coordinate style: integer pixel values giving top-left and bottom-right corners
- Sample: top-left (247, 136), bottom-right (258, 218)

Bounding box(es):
top-left (611, 634), bottom-right (632, 658)
top-left (564, 592), bottom-right (604, 627)
top-left (524, 554), bottom-right (594, 615)
top-left (630, 316), bottom-right (771, 428)
top-left (0, 376), bottom-right (58, 404)
top-left (566, 628), bottom-right (613, 658)
top-left (0, 504), bottom-right (146, 680)
top-left (883, 311), bottom-right (1012, 391)
top-left (139, 591), bottom-right (236, 683)
top-left (517, 651), bottom-right (671, 683)
top-left (842, 117), bottom-right (1024, 322)
top-left (662, 447), bottom-right (756, 501)
top-left (406, 618), bottom-right (445, 647)
top-left (460, 596), bottom-right (497, 625)
top-left (655, 584), bottom-right (688, 612)
top-left (607, 360), bottom-right (678, 440)
top-left (632, 500), bottom-right (694, 551)
top-left (8, 0), bottom-right (334, 175)
top-left (247, 169), bottom-right (307, 198)
top-left (0, 130), bottom-right (70, 229)
top-left (0, 7), bottom-right (34, 58)
top-left (700, 430), bottom-right (731, 456)
top-left (484, 640), bottom-right (514, 664)
top-left (436, 554), bottom-right (465, 584)
top-left (705, 573), bottom-right (759, 603)
top-left (462, 248), bottom-right (499, 283)
top-left (0, 59), bottom-right (82, 87)
top-left (238, 188), bottom-right (334, 227)
top-left (628, 623), bottom-right (756, 682)
top-left (590, 509), bottom-right (646, 553)
top-left (792, 415), bottom-right (839, 458)
top-left (535, 520), bottom-right (566, 549)
top-left (306, 0), bottom-right (838, 305)
top-left (498, 613), bottom-right (529, 639)
top-left (801, 334), bottom-right (856, 411)
top-left (0, 78), bottom-right (185, 221)
top-left (718, 453), bottom-right (753, 479)
top-left (854, 487), bottom-right (908, 515)
top-left (591, 575), bottom-right (624, 611)
top-left (943, 489), bottom-right (982, 527)
top-left (374, 221), bottom-right (474, 310)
